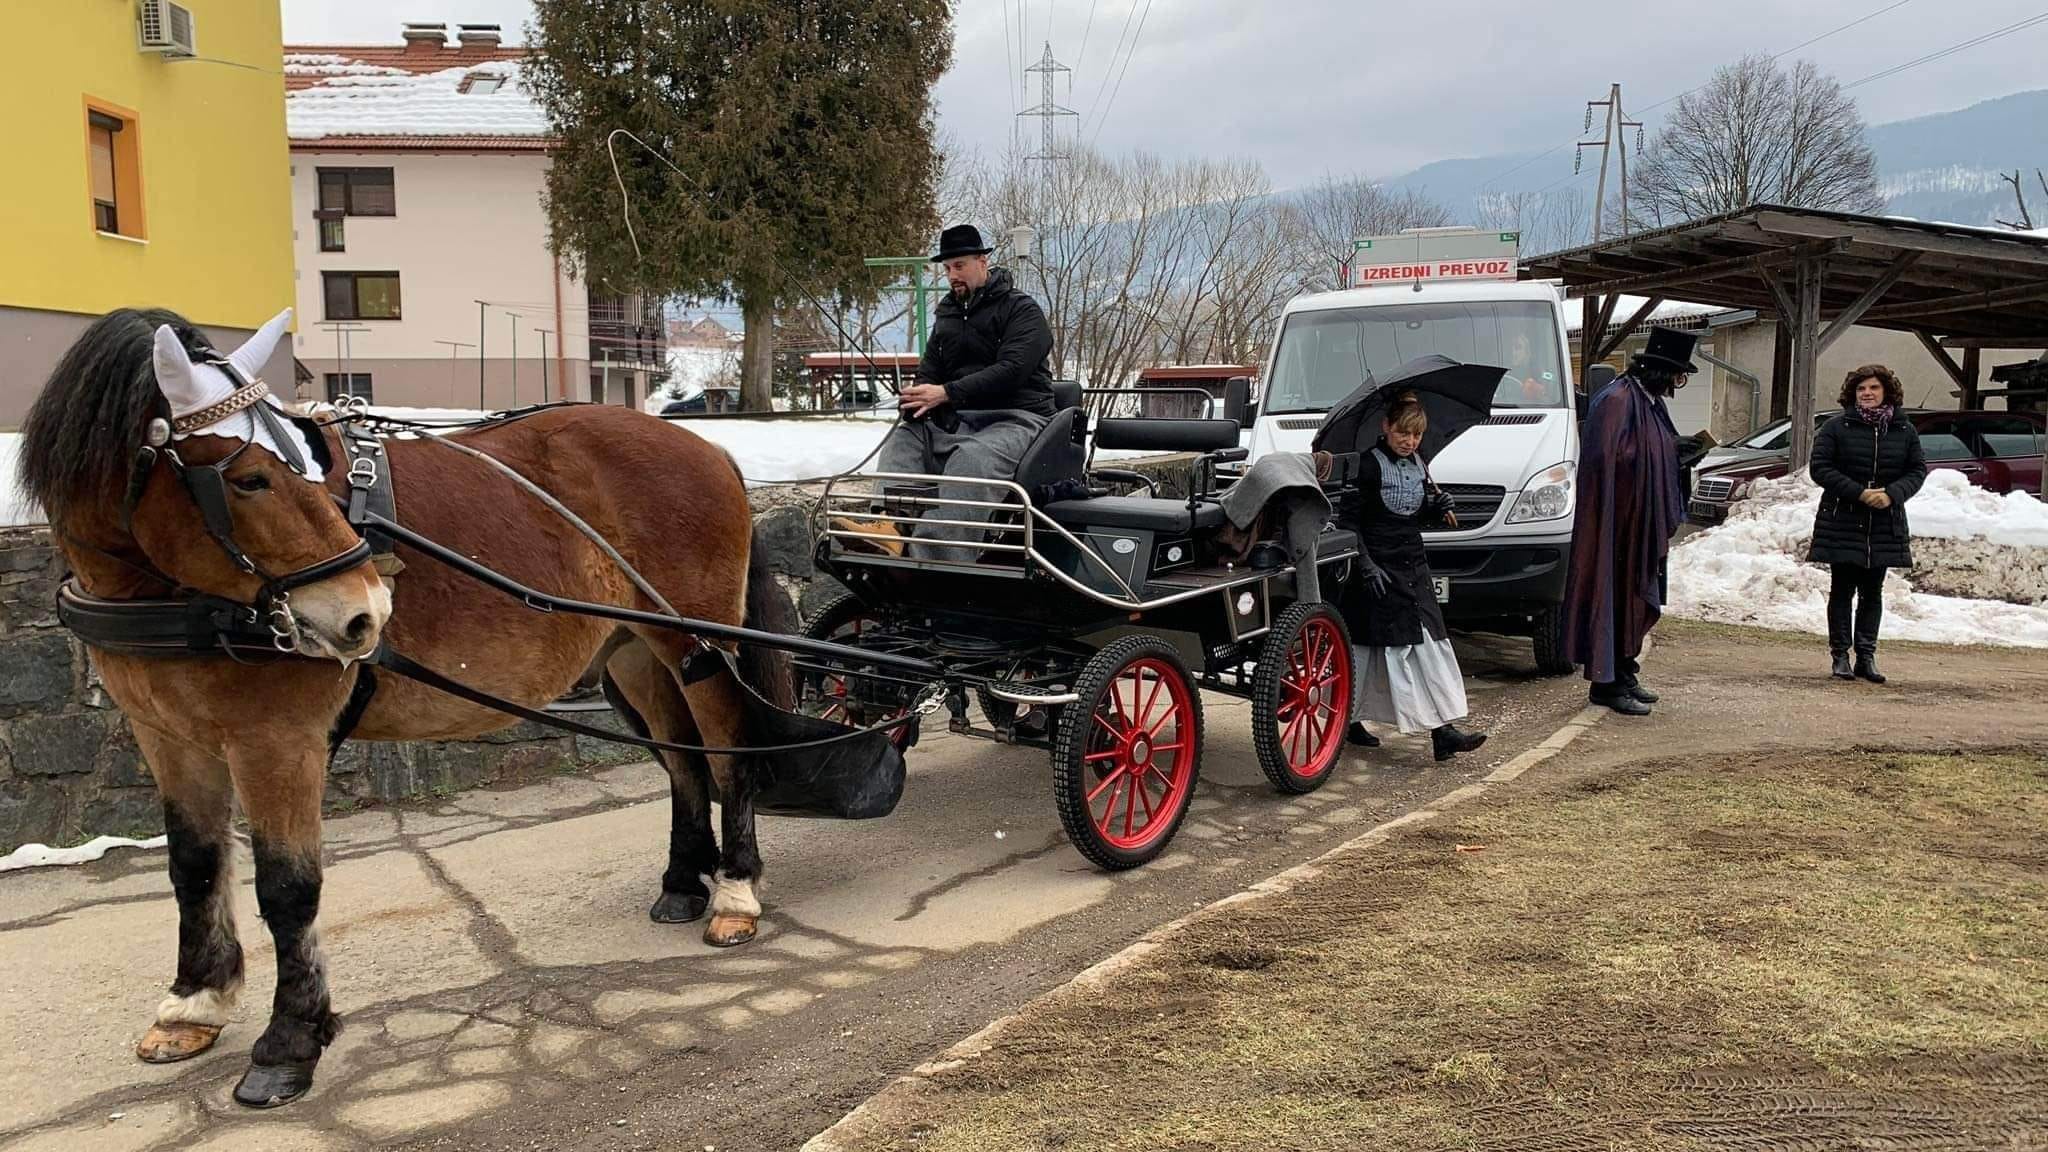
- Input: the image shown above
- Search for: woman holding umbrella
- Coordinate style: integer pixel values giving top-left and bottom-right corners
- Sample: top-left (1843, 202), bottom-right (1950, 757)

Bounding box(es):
top-left (1330, 389), bottom-right (1489, 762)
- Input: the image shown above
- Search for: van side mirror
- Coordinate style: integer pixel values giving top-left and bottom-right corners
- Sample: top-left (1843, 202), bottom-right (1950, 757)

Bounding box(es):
top-left (1223, 376), bottom-right (1252, 426)
top-left (1579, 364), bottom-right (1615, 422)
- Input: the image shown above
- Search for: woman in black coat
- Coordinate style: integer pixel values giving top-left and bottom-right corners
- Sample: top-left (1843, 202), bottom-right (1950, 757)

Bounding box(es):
top-left (1336, 393), bottom-right (1488, 762)
top-left (1807, 364), bottom-right (1927, 684)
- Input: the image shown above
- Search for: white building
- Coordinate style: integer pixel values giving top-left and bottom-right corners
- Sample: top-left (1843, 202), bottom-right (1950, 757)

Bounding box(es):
top-left (284, 22), bottom-right (662, 410)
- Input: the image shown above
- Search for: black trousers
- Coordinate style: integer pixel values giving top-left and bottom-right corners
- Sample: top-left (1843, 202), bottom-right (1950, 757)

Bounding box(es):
top-left (1827, 563), bottom-right (1886, 655)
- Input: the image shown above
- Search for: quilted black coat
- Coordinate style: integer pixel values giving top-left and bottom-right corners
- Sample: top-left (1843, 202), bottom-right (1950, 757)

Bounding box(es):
top-left (1807, 410), bottom-right (1927, 570)
top-left (914, 268), bottom-right (1055, 418)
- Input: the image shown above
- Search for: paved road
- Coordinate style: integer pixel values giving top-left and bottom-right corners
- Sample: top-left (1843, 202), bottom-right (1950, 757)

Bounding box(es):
top-left (0, 634), bottom-right (1587, 1152)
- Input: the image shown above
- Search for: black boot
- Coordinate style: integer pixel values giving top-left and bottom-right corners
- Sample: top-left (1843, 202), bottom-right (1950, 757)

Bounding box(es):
top-left (1591, 683), bottom-right (1651, 716)
top-left (1346, 721), bottom-right (1380, 748)
top-left (1854, 651), bottom-right (1886, 685)
top-left (1432, 724), bottom-right (1488, 762)
top-left (1618, 656), bottom-right (1657, 703)
top-left (1623, 675), bottom-right (1659, 704)
top-left (1831, 651), bottom-right (1853, 680)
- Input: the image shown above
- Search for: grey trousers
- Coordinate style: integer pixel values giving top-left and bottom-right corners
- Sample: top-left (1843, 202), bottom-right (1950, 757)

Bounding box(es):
top-left (878, 409), bottom-right (1048, 562)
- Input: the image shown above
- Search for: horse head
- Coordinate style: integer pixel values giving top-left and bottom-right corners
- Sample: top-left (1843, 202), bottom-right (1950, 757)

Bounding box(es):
top-left (21, 306), bottom-right (390, 662)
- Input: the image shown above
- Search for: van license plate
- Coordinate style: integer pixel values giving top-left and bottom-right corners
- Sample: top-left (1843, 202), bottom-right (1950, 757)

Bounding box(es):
top-left (1432, 577), bottom-right (1451, 603)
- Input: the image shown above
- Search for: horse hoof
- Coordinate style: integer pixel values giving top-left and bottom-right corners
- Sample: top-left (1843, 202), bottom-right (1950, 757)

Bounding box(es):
top-left (650, 891), bottom-right (707, 924)
top-left (136, 1021), bottom-right (222, 1064)
top-left (703, 912), bottom-right (757, 948)
top-left (233, 1060), bottom-right (318, 1109)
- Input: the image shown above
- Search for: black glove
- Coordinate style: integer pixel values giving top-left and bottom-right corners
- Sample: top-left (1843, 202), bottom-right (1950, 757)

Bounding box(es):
top-left (1421, 489), bottom-right (1457, 527)
top-left (1357, 555), bottom-right (1392, 598)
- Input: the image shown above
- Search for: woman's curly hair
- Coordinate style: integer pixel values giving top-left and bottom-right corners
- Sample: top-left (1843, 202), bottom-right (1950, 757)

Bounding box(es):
top-left (1839, 364), bottom-right (1904, 409)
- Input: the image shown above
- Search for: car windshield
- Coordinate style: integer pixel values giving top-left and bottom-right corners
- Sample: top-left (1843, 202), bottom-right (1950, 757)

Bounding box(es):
top-left (1263, 300), bottom-right (1566, 413)
top-left (1736, 420), bottom-right (1790, 450)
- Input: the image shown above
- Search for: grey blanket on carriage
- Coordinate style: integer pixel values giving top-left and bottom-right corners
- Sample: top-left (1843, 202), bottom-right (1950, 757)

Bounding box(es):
top-left (1216, 451), bottom-right (1331, 603)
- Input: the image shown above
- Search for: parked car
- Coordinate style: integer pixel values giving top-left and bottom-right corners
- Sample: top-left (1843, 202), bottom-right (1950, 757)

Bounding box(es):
top-left (1687, 409), bottom-right (2045, 526)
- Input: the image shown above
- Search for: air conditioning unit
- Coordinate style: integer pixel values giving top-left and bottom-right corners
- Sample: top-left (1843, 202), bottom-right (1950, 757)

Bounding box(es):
top-left (137, 0), bottom-right (197, 58)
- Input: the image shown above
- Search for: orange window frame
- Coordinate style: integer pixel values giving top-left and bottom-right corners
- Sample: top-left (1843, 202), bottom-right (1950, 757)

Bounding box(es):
top-left (82, 97), bottom-right (146, 239)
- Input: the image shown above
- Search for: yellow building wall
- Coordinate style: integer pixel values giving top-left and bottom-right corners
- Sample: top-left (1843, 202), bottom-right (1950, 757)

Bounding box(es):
top-left (0, 0), bottom-right (292, 330)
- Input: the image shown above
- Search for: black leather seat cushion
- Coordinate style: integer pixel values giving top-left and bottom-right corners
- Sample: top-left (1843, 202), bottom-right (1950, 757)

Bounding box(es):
top-left (1043, 495), bottom-right (1226, 534)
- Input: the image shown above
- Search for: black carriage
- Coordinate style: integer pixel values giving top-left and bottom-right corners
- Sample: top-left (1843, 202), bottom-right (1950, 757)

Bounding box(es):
top-left (797, 383), bottom-right (1363, 870)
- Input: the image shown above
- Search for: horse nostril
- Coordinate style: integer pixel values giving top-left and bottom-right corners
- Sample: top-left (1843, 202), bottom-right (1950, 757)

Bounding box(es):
top-left (344, 613), bottom-right (375, 644)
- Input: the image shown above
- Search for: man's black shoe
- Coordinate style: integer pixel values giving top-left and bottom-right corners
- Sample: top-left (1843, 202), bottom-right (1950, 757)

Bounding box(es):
top-left (1346, 721), bottom-right (1380, 748)
top-left (1431, 724), bottom-right (1488, 762)
top-left (1853, 653), bottom-right (1886, 685)
top-left (1591, 687), bottom-right (1651, 716)
top-left (1831, 651), bottom-right (1854, 680)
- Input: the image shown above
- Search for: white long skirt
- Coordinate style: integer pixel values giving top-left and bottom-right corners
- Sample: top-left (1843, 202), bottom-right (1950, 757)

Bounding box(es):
top-left (1352, 639), bottom-right (1468, 735)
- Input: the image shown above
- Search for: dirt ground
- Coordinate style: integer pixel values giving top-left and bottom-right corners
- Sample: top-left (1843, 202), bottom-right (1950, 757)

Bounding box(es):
top-left (813, 621), bottom-right (2048, 1152)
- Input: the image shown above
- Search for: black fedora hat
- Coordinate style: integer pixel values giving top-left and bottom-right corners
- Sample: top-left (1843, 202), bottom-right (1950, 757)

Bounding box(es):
top-left (1637, 326), bottom-right (1700, 374)
top-left (931, 224), bottom-right (995, 262)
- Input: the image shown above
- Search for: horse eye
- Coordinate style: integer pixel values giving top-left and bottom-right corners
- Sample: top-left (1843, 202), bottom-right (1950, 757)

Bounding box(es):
top-left (230, 473), bottom-right (271, 493)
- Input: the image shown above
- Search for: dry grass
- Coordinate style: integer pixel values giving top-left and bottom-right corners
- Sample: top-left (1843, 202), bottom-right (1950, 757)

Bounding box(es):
top-left (870, 750), bottom-right (2048, 1151)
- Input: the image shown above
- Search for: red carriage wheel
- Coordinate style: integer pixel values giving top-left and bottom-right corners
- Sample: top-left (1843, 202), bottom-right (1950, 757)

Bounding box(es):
top-left (799, 592), bottom-right (918, 751)
top-left (1252, 602), bottom-right (1354, 794)
top-left (1052, 635), bottom-right (1203, 870)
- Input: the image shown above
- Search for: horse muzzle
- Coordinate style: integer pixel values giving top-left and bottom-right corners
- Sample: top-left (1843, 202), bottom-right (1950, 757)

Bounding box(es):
top-left (285, 569), bottom-right (391, 664)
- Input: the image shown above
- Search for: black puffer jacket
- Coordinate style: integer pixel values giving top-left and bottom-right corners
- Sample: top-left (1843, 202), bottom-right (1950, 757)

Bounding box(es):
top-left (915, 267), bottom-right (1055, 417)
top-left (1807, 409), bottom-right (1927, 569)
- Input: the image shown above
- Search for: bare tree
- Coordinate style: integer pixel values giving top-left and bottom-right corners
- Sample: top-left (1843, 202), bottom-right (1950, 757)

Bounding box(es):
top-left (1480, 188), bottom-right (1593, 254)
top-left (1629, 55), bottom-right (1883, 229)
top-left (1995, 168), bottom-right (2047, 230)
top-left (1283, 175), bottom-right (1453, 290)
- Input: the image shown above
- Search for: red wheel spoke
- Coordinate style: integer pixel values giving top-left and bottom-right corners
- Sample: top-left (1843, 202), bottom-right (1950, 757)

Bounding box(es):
top-left (1083, 749), bottom-right (1120, 762)
top-left (1111, 673), bottom-right (1135, 729)
top-left (1132, 765), bottom-right (1159, 822)
top-left (1087, 765), bottom-right (1128, 803)
top-left (1148, 741), bottom-right (1185, 754)
top-left (1135, 671), bottom-right (1164, 735)
top-left (1095, 775), bottom-right (1126, 825)
top-left (1094, 711), bottom-right (1125, 741)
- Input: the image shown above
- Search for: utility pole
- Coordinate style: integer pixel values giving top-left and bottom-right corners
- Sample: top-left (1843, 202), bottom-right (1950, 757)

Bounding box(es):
top-left (862, 256), bottom-right (943, 355)
top-left (320, 322), bottom-right (368, 401)
top-left (475, 300), bottom-right (488, 409)
top-left (1576, 83), bottom-right (1642, 240)
top-left (505, 311), bottom-right (522, 407)
top-left (1019, 43), bottom-right (1077, 213)
top-left (534, 328), bottom-right (552, 400)
top-left (434, 339), bottom-right (474, 408)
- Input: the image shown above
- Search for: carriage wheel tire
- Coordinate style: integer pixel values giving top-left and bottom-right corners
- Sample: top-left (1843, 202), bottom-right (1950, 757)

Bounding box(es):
top-left (1530, 605), bottom-right (1574, 677)
top-left (1252, 602), bottom-right (1354, 794)
top-left (799, 592), bottom-right (917, 750)
top-left (1051, 635), bottom-right (1204, 871)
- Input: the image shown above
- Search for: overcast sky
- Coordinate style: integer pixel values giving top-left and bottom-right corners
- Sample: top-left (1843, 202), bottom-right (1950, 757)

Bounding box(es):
top-left (282, 0), bottom-right (2048, 187)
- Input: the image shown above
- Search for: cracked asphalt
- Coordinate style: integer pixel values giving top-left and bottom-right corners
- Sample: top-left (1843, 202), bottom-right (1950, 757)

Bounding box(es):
top-left (0, 633), bottom-right (1588, 1152)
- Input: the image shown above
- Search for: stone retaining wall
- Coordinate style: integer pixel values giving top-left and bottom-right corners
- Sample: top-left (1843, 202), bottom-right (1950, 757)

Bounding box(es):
top-left (1, 456), bottom-right (1199, 852)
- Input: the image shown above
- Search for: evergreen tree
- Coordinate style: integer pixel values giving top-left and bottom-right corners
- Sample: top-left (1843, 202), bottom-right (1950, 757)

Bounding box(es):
top-left (527, 0), bottom-right (951, 410)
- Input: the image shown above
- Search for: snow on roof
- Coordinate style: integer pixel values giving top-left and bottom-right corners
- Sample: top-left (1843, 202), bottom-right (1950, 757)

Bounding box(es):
top-left (1565, 295), bottom-right (1732, 335)
top-left (286, 50), bottom-right (550, 144)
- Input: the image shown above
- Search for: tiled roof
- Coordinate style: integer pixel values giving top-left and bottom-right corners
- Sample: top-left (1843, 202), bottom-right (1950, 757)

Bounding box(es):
top-left (285, 44), bottom-right (550, 146)
top-left (291, 134), bottom-right (553, 152)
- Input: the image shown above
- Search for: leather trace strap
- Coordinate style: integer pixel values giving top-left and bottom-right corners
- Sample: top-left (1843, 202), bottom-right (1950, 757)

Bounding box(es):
top-left (372, 645), bottom-right (941, 756)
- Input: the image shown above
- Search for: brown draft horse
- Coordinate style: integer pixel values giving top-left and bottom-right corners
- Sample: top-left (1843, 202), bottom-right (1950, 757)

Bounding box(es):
top-left (19, 307), bottom-right (796, 1108)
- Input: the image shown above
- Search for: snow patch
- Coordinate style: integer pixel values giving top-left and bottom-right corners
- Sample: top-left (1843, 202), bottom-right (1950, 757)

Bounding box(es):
top-left (1, 835), bottom-right (168, 873)
top-left (1669, 471), bottom-right (2048, 647)
top-left (287, 60), bottom-right (546, 140)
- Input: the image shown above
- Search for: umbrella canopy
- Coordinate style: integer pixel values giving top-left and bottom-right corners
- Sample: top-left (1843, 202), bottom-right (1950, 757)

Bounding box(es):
top-left (1311, 354), bottom-right (1503, 462)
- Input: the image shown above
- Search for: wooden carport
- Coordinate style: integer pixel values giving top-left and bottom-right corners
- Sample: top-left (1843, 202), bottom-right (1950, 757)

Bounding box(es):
top-left (1522, 205), bottom-right (2048, 468)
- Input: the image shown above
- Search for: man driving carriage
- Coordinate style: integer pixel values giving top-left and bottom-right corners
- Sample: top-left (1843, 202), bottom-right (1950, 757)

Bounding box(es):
top-left (874, 224), bottom-right (1056, 561)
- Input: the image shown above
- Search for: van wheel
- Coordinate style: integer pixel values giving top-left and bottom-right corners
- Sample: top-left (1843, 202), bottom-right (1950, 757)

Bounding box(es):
top-left (1531, 605), bottom-right (1574, 676)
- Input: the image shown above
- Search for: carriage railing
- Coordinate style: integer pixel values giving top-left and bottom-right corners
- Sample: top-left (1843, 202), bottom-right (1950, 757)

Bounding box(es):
top-left (818, 471), bottom-right (1358, 616)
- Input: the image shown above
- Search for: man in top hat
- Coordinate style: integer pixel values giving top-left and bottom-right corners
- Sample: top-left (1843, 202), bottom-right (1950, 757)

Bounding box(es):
top-left (1560, 325), bottom-right (1693, 715)
top-left (876, 224), bottom-right (1057, 560)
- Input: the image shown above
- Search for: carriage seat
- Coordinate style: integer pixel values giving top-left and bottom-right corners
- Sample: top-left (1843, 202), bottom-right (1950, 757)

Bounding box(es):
top-left (1042, 495), bottom-right (1227, 535)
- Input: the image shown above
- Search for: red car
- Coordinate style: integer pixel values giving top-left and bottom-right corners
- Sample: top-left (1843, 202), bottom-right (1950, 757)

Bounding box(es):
top-left (1687, 409), bottom-right (2045, 525)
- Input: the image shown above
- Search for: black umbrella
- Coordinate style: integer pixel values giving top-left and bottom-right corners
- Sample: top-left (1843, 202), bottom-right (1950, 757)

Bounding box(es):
top-left (1311, 353), bottom-right (1503, 462)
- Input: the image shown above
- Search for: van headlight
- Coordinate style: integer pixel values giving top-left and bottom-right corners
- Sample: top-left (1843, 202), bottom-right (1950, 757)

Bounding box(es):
top-left (1506, 462), bottom-right (1574, 523)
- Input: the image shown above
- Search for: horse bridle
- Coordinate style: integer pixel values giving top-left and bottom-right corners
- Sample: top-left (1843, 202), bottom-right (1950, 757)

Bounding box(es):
top-left (121, 357), bottom-right (374, 653)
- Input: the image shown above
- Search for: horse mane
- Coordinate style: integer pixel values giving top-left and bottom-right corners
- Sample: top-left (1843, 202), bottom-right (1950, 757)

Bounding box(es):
top-left (18, 308), bottom-right (204, 530)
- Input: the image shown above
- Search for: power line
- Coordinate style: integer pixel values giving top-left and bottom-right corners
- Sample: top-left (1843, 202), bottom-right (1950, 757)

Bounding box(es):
top-left (1842, 9), bottom-right (2048, 90)
top-left (1476, 0), bottom-right (1919, 193)
top-left (1073, 0), bottom-right (1101, 81)
top-left (1088, 0), bottom-right (1154, 147)
top-left (1081, 0), bottom-right (1144, 135)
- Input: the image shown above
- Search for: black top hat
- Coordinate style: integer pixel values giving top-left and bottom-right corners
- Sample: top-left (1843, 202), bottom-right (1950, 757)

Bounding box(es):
top-left (931, 224), bottom-right (995, 262)
top-left (1636, 326), bottom-right (1700, 375)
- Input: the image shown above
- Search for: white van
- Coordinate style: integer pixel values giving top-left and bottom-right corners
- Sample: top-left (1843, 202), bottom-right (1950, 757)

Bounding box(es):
top-left (1237, 233), bottom-right (1580, 674)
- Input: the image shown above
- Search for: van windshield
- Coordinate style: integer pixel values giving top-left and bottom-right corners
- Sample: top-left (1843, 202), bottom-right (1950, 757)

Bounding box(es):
top-left (1264, 300), bottom-right (1566, 413)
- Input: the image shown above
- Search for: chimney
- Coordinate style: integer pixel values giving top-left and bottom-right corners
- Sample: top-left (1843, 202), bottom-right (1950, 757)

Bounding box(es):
top-left (401, 22), bottom-right (447, 54)
top-left (455, 23), bottom-right (503, 48)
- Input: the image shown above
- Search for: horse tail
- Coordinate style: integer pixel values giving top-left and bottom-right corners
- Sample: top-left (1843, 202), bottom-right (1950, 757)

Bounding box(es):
top-left (719, 447), bottom-right (798, 711)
